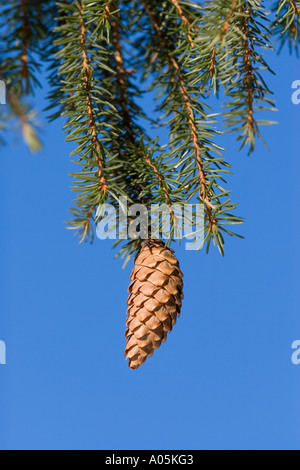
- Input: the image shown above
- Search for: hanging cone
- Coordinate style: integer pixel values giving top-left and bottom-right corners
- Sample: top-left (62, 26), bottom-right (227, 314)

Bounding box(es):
top-left (125, 239), bottom-right (184, 370)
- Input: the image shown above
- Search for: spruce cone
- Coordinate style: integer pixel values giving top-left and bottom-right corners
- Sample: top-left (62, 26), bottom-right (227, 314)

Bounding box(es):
top-left (125, 240), bottom-right (184, 370)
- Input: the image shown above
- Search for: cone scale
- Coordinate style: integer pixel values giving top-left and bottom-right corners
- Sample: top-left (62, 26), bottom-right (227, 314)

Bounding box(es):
top-left (125, 239), bottom-right (184, 370)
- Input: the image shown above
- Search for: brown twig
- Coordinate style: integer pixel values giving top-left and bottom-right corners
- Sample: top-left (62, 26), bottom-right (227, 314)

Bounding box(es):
top-left (81, 206), bottom-right (95, 242)
top-left (209, 47), bottom-right (216, 78)
top-left (103, 0), bottom-right (111, 22)
top-left (291, 1), bottom-right (300, 17)
top-left (220, 0), bottom-right (239, 39)
top-left (170, 0), bottom-right (194, 48)
top-left (20, 0), bottom-right (29, 89)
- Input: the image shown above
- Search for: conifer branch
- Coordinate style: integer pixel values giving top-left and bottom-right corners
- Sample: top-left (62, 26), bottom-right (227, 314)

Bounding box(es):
top-left (208, 1), bottom-right (238, 81)
top-left (198, 1), bottom-right (275, 153)
top-left (50, 0), bottom-right (118, 241)
top-left (2, 0), bottom-right (298, 257)
top-left (0, 1), bottom-right (54, 149)
top-left (141, 0), bottom-right (215, 225)
top-left (240, 5), bottom-right (255, 145)
top-left (111, 5), bottom-right (175, 218)
top-left (79, 1), bottom-right (108, 195)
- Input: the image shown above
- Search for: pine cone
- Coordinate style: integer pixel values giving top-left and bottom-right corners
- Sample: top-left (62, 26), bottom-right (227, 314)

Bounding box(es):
top-left (125, 239), bottom-right (184, 370)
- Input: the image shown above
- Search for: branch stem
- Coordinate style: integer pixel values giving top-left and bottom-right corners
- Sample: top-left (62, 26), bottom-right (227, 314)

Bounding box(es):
top-left (20, 0), bottom-right (29, 89)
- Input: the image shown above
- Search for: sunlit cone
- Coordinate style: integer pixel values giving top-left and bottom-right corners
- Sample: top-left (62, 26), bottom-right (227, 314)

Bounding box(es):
top-left (125, 239), bottom-right (184, 370)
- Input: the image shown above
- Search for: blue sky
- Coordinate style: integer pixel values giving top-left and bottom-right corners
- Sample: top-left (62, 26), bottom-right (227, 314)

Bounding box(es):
top-left (0, 40), bottom-right (300, 450)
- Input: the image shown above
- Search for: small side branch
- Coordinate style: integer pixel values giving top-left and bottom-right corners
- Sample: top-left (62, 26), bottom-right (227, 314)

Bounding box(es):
top-left (220, 0), bottom-right (239, 40)
top-left (210, 0), bottom-right (239, 78)
top-left (169, 0), bottom-right (194, 48)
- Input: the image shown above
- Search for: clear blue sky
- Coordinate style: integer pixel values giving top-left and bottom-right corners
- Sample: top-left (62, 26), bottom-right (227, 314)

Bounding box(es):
top-left (0, 43), bottom-right (299, 450)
